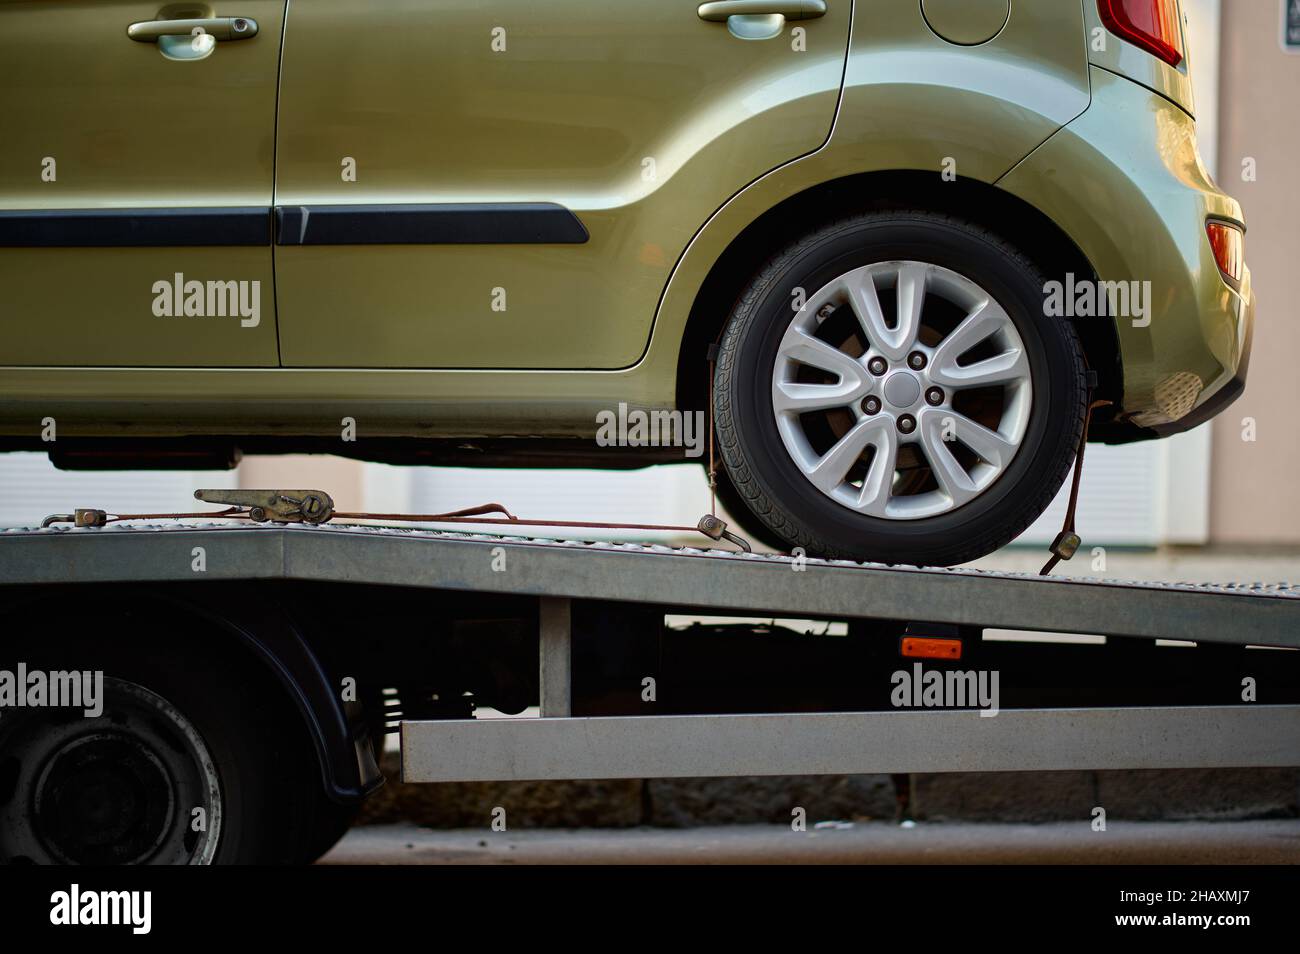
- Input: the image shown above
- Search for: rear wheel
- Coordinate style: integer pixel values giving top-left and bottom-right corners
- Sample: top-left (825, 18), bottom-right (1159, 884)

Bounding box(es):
top-left (713, 211), bottom-right (1087, 566)
top-left (0, 627), bottom-right (350, 865)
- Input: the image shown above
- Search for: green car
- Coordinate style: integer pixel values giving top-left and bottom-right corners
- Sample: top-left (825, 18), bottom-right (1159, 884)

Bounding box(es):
top-left (0, 0), bottom-right (1252, 566)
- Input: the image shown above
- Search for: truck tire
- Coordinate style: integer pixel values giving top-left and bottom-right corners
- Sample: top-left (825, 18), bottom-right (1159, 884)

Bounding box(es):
top-left (0, 627), bottom-right (350, 865)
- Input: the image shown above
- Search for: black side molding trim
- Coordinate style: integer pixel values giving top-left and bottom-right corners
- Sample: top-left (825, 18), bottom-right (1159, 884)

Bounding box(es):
top-left (0, 207), bottom-right (271, 247)
top-left (274, 203), bottom-right (589, 245)
top-left (0, 204), bottom-right (589, 247)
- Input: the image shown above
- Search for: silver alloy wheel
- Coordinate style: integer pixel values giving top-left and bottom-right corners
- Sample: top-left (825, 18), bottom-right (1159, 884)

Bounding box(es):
top-left (772, 261), bottom-right (1032, 520)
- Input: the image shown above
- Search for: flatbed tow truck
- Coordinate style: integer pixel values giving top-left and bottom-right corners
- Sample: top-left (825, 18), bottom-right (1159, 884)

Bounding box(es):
top-left (1, 492), bottom-right (1298, 864)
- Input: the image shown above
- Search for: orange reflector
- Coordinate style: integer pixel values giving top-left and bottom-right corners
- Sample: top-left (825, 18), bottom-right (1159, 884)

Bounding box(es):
top-left (901, 636), bottom-right (962, 660)
top-left (1206, 221), bottom-right (1243, 285)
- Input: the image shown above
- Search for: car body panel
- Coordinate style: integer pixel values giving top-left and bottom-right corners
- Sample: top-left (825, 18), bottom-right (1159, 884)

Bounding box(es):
top-left (0, 0), bottom-right (285, 367)
top-left (1000, 67), bottom-right (1252, 427)
top-left (270, 0), bottom-right (850, 369)
top-left (649, 0), bottom-right (1093, 408)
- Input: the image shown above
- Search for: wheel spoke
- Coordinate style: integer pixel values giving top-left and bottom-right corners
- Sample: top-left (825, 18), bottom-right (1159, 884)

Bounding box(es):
top-left (773, 379), bottom-right (862, 414)
top-left (806, 417), bottom-right (880, 494)
top-left (844, 272), bottom-right (892, 356)
top-left (919, 413), bottom-right (979, 507)
top-left (778, 329), bottom-right (865, 385)
top-left (930, 298), bottom-right (1014, 386)
top-left (844, 265), bottom-right (925, 362)
top-left (892, 263), bottom-right (927, 358)
top-left (945, 411), bottom-right (1018, 468)
top-left (930, 347), bottom-right (1028, 389)
top-left (853, 424), bottom-right (898, 516)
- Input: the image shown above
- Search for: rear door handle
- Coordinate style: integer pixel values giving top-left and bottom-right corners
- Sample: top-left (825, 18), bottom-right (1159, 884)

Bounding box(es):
top-left (698, 1), bottom-right (826, 20)
top-left (127, 16), bottom-right (259, 42)
top-left (698, 1), bottom-right (826, 40)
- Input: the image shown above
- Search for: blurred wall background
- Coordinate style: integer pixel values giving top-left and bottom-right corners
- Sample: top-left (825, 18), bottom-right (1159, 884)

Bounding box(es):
top-left (1209, 0), bottom-right (1300, 544)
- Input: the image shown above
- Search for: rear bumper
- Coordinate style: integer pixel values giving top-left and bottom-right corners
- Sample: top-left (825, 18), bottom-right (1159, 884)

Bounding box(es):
top-left (999, 67), bottom-right (1254, 440)
top-left (1109, 266), bottom-right (1253, 444)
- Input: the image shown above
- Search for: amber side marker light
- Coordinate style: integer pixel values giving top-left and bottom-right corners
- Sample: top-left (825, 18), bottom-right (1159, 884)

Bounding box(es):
top-left (1098, 0), bottom-right (1185, 68)
top-left (1206, 221), bottom-right (1244, 286)
top-left (901, 636), bottom-right (963, 660)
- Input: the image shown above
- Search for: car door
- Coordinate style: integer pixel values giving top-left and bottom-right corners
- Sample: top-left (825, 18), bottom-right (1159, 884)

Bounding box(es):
top-left (0, 1), bottom-right (284, 367)
top-left (273, 0), bottom-right (851, 369)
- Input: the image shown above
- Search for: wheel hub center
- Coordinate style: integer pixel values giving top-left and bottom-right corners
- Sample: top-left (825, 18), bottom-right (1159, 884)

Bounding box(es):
top-left (882, 371), bottom-right (922, 409)
top-left (36, 734), bottom-right (173, 864)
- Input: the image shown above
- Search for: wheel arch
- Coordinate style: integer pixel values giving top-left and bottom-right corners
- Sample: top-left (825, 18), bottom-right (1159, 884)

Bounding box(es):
top-left (675, 170), bottom-right (1122, 423)
top-left (0, 584), bottom-right (380, 805)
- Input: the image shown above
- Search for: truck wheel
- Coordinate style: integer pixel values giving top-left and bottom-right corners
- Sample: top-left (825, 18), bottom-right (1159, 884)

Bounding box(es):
top-left (713, 210), bottom-right (1087, 567)
top-left (0, 630), bottom-right (346, 865)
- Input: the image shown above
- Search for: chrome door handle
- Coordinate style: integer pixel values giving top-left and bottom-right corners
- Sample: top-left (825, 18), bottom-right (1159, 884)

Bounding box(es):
top-left (698, 1), bottom-right (826, 20)
top-left (698, 1), bottom-right (825, 40)
top-left (127, 16), bottom-right (259, 42)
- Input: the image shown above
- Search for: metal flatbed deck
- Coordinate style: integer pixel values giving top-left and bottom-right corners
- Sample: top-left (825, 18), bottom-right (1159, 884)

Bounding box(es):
top-left (3, 521), bottom-right (1297, 647)
top-left (3, 521), bottom-right (1298, 784)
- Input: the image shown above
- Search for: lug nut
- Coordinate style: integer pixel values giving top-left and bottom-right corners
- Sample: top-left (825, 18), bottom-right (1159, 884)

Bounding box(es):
top-left (925, 387), bottom-right (944, 406)
top-left (862, 396), bottom-right (882, 415)
top-left (897, 414), bottom-right (916, 434)
top-left (908, 351), bottom-right (928, 370)
top-left (867, 356), bottom-right (887, 376)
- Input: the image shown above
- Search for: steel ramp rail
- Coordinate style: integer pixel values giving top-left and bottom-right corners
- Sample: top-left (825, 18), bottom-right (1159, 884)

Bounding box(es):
top-left (2, 522), bottom-right (1297, 648)
top-left (399, 706), bottom-right (1300, 782)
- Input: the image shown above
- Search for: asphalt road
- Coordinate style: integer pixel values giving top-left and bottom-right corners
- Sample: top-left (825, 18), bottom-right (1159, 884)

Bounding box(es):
top-left (321, 820), bottom-right (1300, 865)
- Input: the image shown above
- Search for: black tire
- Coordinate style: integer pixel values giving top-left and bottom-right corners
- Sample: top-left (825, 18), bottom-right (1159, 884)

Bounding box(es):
top-left (0, 623), bottom-right (351, 865)
top-left (707, 462), bottom-right (791, 552)
top-left (713, 211), bottom-right (1087, 567)
top-left (302, 800), bottom-right (360, 865)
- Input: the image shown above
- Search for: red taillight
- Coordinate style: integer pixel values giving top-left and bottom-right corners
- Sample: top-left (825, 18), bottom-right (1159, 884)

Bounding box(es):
top-left (1098, 0), bottom-right (1184, 67)
top-left (1206, 221), bottom-right (1243, 285)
